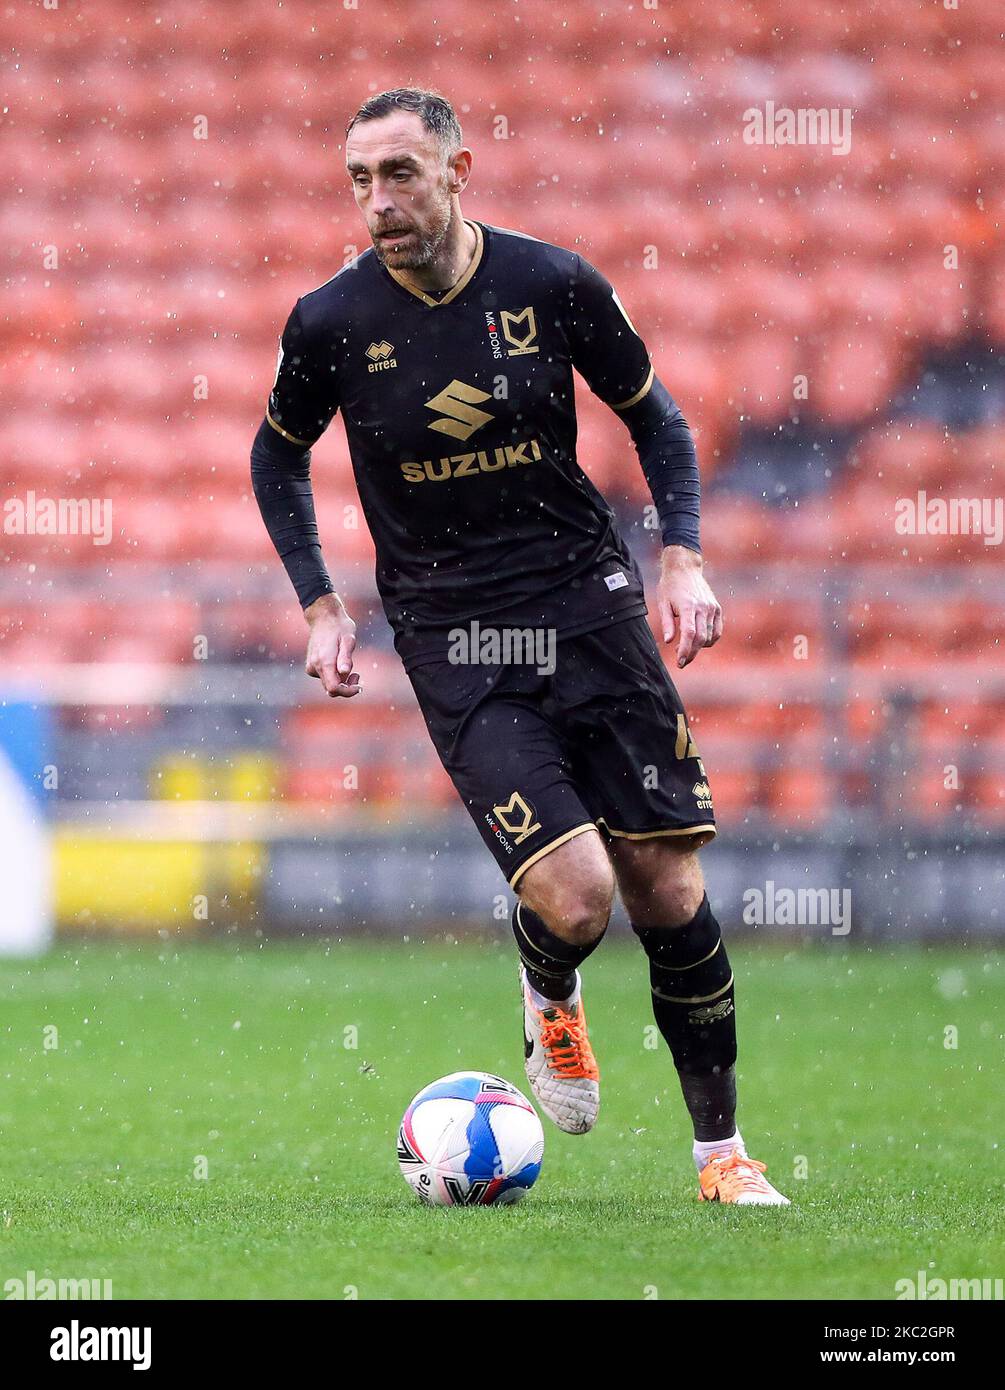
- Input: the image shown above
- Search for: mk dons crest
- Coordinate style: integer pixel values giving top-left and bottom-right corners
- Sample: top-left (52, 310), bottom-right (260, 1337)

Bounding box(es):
top-left (491, 791), bottom-right (542, 844)
top-left (499, 307), bottom-right (539, 356)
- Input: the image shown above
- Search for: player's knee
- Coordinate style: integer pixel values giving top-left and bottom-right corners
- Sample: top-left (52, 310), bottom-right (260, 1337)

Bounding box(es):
top-left (520, 842), bottom-right (614, 946)
top-left (649, 873), bottom-right (704, 930)
top-left (617, 841), bottom-right (706, 929)
top-left (557, 874), bottom-right (614, 947)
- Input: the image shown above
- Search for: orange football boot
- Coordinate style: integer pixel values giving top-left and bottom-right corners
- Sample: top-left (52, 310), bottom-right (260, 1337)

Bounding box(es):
top-left (698, 1150), bottom-right (790, 1205)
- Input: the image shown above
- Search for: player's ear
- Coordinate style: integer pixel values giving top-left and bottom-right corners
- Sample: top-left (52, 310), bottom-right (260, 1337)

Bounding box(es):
top-left (448, 147), bottom-right (472, 192)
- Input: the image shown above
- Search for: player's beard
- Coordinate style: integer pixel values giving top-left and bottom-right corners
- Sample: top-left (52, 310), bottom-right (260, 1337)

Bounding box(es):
top-left (371, 183), bottom-right (452, 271)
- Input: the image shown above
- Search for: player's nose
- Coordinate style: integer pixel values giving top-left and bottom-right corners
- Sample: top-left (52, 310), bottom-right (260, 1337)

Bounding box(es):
top-left (370, 181), bottom-right (396, 214)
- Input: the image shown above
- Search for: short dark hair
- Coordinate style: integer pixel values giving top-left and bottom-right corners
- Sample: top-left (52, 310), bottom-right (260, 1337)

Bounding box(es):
top-left (345, 87), bottom-right (462, 163)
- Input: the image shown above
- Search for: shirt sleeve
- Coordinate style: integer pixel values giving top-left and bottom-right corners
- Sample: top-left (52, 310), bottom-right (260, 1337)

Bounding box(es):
top-left (266, 300), bottom-right (338, 446)
top-left (250, 418), bottom-right (335, 610)
top-left (566, 254), bottom-right (654, 411)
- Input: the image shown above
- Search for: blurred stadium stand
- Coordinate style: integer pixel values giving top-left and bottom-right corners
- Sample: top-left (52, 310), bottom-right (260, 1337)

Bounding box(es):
top-left (2, 0), bottom-right (1002, 936)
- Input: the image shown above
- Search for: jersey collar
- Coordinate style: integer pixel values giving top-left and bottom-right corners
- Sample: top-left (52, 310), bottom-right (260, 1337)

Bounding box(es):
top-left (382, 219), bottom-right (485, 308)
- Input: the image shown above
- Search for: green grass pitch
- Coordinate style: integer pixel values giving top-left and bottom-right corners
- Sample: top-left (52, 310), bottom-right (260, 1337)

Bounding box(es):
top-left (1, 937), bottom-right (1002, 1300)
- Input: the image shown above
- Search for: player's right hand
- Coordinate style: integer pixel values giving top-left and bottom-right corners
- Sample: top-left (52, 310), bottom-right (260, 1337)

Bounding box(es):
top-left (304, 594), bottom-right (361, 698)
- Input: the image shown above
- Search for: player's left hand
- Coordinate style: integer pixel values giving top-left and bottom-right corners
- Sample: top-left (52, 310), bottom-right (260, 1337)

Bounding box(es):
top-left (657, 545), bottom-right (723, 669)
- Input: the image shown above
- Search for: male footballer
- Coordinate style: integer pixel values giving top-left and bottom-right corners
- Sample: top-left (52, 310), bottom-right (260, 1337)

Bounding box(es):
top-left (252, 87), bottom-right (788, 1204)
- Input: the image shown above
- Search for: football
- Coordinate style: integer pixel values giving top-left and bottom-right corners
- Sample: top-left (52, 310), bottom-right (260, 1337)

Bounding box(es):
top-left (397, 1071), bottom-right (545, 1206)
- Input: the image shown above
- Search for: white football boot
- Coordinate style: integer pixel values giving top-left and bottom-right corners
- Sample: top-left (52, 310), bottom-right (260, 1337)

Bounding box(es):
top-left (521, 967), bottom-right (599, 1135)
top-left (696, 1139), bottom-right (791, 1206)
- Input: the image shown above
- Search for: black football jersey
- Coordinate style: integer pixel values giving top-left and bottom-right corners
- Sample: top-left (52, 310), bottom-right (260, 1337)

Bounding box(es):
top-left (266, 218), bottom-right (656, 669)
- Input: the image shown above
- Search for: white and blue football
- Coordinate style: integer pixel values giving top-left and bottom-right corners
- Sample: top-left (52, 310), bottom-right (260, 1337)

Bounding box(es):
top-left (397, 1071), bottom-right (544, 1206)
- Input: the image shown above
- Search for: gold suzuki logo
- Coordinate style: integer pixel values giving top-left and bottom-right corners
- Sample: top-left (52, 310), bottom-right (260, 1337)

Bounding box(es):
top-left (425, 379), bottom-right (494, 440)
top-left (500, 307), bottom-right (539, 356)
top-left (492, 792), bottom-right (542, 845)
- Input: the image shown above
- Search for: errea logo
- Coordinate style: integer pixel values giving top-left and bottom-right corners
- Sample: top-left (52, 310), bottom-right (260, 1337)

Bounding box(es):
top-left (688, 998), bottom-right (734, 1025)
top-left (365, 340), bottom-right (396, 372)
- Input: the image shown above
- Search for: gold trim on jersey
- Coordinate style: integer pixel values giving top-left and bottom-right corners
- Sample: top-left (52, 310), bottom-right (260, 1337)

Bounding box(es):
top-left (610, 365), bottom-right (655, 411)
top-left (266, 410), bottom-right (316, 448)
top-left (386, 219), bottom-right (484, 307)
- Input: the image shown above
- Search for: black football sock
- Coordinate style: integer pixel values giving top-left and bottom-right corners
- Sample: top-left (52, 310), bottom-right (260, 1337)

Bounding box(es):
top-left (678, 1067), bottom-right (737, 1143)
top-left (512, 901), bottom-right (606, 1002)
top-left (632, 894), bottom-right (738, 1142)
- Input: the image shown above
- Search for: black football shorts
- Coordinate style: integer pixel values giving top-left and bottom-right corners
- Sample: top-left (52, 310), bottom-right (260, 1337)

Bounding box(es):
top-left (405, 615), bottom-right (716, 887)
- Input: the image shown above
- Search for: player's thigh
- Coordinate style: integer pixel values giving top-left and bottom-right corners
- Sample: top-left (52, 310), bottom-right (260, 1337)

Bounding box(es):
top-left (555, 617), bottom-right (718, 844)
top-left (608, 834), bottom-right (708, 928)
top-left (406, 659), bottom-right (597, 891)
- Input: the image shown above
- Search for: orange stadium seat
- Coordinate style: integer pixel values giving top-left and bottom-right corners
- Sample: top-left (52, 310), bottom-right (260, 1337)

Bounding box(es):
top-left (1, 601), bottom-right (90, 665)
top-left (810, 329), bottom-right (905, 426)
top-left (947, 424), bottom-right (1005, 491)
top-left (700, 495), bottom-right (771, 564)
top-left (727, 333), bottom-right (803, 427)
top-left (216, 599), bottom-right (308, 661)
top-left (971, 732), bottom-right (1005, 823)
top-left (846, 422), bottom-right (951, 490)
top-left (919, 697), bottom-right (1003, 745)
top-left (765, 767), bottom-right (835, 826)
top-left (716, 596), bottom-right (825, 666)
top-left (24, 598), bottom-right (201, 664)
top-left (845, 598), bottom-right (1002, 674)
top-left (370, 749), bottom-right (458, 813)
top-left (981, 248), bottom-right (1005, 343)
top-left (720, 266), bottom-right (819, 339)
top-left (281, 694), bottom-right (448, 807)
top-left (899, 253), bottom-right (978, 347)
top-left (814, 261), bottom-right (910, 331)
